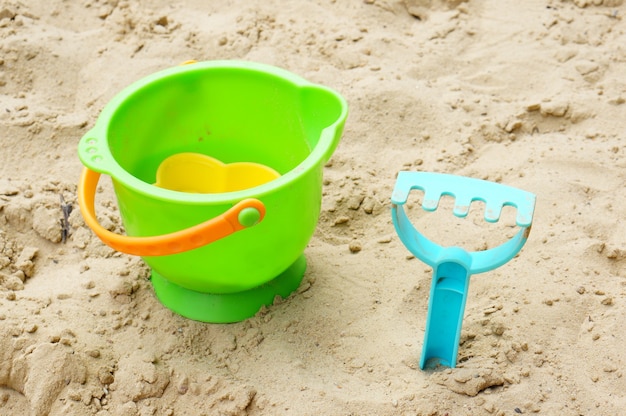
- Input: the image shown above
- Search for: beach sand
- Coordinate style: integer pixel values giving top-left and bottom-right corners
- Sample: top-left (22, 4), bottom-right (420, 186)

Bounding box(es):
top-left (1, 0), bottom-right (626, 414)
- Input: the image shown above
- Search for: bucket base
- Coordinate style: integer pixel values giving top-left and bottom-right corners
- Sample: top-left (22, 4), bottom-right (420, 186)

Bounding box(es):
top-left (150, 255), bottom-right (307, 323)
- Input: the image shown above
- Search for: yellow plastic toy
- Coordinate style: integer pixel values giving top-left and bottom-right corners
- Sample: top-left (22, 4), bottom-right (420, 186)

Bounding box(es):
top-left (155, 152), bottom-right (280, 193)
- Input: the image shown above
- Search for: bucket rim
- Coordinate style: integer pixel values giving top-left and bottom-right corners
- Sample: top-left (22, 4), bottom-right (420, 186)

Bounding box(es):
top-left (78, 60), bottom-right (348, 204)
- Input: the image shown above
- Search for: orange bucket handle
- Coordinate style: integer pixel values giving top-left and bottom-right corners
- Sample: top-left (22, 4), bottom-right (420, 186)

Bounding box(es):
top-left (78, 167), bottom-right (266, 257)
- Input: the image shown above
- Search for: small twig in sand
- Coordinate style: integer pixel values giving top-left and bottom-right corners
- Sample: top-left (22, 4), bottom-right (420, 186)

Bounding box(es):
top-left (60, 194), bottom-right (73, 243)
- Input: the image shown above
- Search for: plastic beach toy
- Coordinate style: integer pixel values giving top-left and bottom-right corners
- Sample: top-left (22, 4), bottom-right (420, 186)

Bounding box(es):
top-left (391, 171), bottom-right (536, 369)
top-left (154, 153), bottom-right (280, 193)
top-left (77, 60), bottom-right (347, 323)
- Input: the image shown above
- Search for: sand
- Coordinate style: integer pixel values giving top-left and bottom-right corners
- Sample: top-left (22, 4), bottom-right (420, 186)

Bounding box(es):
top-left (1, 0), bottom-right (626, 415)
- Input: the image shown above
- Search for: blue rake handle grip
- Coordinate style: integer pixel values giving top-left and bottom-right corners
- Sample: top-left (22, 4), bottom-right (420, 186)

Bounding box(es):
top-left (391, 171), bottom-right (535, 370)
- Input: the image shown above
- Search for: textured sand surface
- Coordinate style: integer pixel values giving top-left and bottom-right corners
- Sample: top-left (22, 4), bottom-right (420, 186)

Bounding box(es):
top-left (1, 0), bottom-right (626, 415)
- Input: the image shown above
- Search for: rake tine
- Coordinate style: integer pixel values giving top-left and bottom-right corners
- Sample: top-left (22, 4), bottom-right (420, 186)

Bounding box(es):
top-left (421, 189), bottom-right (443, 212)
top-left (451, 194), bottom-right (475, 218)
top-left (484, 199), bottom-right (504, 223)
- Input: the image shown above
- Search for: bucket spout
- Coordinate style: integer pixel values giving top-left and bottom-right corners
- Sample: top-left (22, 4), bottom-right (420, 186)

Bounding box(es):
top-left (299, 86), bottom-right (348, 164)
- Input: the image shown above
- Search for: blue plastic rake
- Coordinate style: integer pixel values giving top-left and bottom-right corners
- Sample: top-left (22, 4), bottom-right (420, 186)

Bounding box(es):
top-left (391, 172), bottom-right (536, 370)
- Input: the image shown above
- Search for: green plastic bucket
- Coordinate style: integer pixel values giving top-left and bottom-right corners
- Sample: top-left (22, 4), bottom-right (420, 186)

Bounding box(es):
top-left (77, 60), bottom-right (348, 323)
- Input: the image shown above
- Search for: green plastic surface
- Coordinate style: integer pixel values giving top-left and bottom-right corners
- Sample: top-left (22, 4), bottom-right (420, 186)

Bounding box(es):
top-left (151, 255), bottom-right (307, 323)
top-left (77, 60), bottom-right (347, 322)
top-left (238, 207), bottom-right (262, 228)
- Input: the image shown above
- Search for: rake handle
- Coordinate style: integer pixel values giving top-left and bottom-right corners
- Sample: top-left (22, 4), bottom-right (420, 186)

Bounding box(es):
top-left (391, 203), bottom-right (532, 369)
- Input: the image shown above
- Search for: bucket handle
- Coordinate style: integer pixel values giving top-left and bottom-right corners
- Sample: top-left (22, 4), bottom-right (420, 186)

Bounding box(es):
top-left (78, 167), bottom-right (266, 257)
